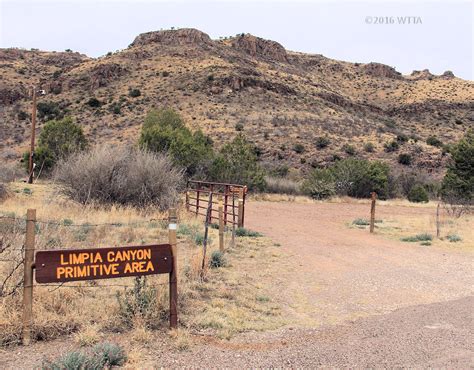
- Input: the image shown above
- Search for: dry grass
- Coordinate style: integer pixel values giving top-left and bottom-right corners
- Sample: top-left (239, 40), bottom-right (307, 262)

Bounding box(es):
top-left (0, 181), bottom-right (283, 347)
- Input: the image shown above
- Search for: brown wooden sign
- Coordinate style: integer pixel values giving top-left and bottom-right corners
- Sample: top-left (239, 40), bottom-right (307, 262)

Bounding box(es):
top-left (35, 244), bottom-right (173, 284)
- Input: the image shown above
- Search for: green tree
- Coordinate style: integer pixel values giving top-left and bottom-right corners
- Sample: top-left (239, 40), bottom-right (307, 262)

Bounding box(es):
top-left (441, 130), bottom-right (474, 205)
top-left (209, 134), bottom-right (265, 191)
top-left (24, 117), bottom-right (87, 172)
top-left (139, 109), bottom-right (213, 176)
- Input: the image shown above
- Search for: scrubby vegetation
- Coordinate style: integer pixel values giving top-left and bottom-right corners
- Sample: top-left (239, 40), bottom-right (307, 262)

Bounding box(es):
top-left (441, 130), bottom-right (473, 208)
top-left (139, 109), bottom-right (213, 177)
top-left (55, 146), bottom-right (183, 209)
top-left (302, 159), bottom-right (391, 200)
top-left (22, 117), bottom-right (88, 173)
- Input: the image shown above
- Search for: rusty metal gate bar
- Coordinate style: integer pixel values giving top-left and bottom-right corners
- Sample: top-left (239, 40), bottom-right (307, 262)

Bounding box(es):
top-left (186, 180), bottom-right (247, 227)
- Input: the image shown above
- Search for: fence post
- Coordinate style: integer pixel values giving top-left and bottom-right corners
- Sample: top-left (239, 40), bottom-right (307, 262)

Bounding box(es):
top-left (22, 208), bottom-right (36, 345)
top-left (196, 183), bottom-right (200, 216)
top-left (224, 185), bottom-right (229, 226)
top-left (436, 202), bottom-right (441, 238)
top-left (231, 193), bottom-right (236, 248)
top-left (370, 192), bottom-right (376, 233)
top-left (168, 208), bottom-right (178, 329)
top-left (218, 195), bottom-right (224, 252)
top-left (237, 188), bottom-right (244, 228)
top-left (185, 191), bottom-right (189, 212)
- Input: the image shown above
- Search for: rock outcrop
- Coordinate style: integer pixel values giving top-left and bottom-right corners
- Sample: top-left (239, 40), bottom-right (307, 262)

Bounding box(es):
top-left (131, 28), bottom-right (212, 47)
top-left (231, 34), bottom-right (289, 63)
top-left (363, 62), bottom-right (402, 79)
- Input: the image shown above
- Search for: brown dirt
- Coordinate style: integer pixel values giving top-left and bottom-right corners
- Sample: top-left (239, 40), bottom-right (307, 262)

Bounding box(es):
top-left (1, 200), bottom-right (472, 367)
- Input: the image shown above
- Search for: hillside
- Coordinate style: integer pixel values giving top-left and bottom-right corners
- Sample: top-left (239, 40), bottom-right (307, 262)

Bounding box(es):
top-left (1, 28), bottom-right (473, 174)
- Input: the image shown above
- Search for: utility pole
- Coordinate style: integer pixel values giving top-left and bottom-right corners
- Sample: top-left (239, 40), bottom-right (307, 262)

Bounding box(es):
top-left (27, 87), bottom-right (37, 184)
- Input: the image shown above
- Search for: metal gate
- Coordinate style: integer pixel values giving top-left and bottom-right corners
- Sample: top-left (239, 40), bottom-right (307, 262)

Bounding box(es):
top-left (185, 181), bottom-right (247, 227)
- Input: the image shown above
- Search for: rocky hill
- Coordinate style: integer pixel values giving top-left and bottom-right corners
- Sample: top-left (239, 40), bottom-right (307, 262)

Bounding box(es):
top-left (1, 28), bottom-right (473, 174)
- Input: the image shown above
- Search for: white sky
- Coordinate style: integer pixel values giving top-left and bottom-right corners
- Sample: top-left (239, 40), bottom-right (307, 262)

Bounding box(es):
top-left (0, 0), bottom-right (472, 80)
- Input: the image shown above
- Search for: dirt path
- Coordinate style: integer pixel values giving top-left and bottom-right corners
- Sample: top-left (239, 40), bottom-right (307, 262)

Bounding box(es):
top-left (246, 201), bottom-right (473, 327)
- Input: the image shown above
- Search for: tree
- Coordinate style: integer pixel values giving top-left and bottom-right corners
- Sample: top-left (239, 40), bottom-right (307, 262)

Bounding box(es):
top-left (209, 134), bottom-right (266, 191)
top-left (441, 130), bottom-right (474, 207)
top-left (23, 117), bottom-right (87, 173)
top-left (139, 109), bottom-right (213, 176)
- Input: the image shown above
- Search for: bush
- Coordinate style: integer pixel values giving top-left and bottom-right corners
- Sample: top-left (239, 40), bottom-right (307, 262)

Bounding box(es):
top-left (426, 135), bottom-right (443, 147)
top-left (37, 101), bottom-right (64, 121)
top-left (235, 228), bottom-right (262, 237)
top-left (85, 97), bottom-right (102, 108)
top-left (352, 218), bottom-right (370, 226)
top-left (401, 233), bottom-right (432, 242)
top-left (43, 342), bottom-right (126, 369)
top-left (407, 185), bottom-right (429, 203)
top-left (55, 146), bottom-right (183, 209)
top-left (293, 143), bottom-right (305, 154)
top-left (303, 159), bottom-right (391, 200)
top-left (398, 153), bottom-right (412, 165)
top-left (22, 117), bottom-right (87, 174)
top-left (129, 88), bottom-right (141, 97)
top-left (364, 142), bottom-right (375, 152)
top-left (301, 168), bottom-right (335, 199)
top-left (209, 251), bottom-right (226, 268)
top-left (209, 134), bottom-right (266, 191)
top-left (384, 140), bottom-right (399, 152)
top-left (441, 130), bottom-right (473, 207)
top-left (447, 233), bottom-right (462, 243)
top-left (342, 144), bottom-right (356, 156)
top-left (235, 122), bottom-right (244, 131)
top-left (315, 136), bottom-right (331, 149)
top-left (264, 176), bottom-right (301, 195)
top-left (139, 109), bottom-right (213, 176)
top-left (395, 169), bottom-right (439, 199)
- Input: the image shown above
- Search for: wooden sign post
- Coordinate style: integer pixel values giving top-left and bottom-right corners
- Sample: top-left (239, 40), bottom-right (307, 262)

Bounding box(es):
top-left (22, 209), bottom-right (36, 345)
top-left (168, 208), bottom-right (178, 329)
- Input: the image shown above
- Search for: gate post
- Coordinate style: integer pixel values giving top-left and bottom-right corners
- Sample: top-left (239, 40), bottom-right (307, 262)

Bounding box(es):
top-left (22, 209), bottom-right (36, 345)
top-left (168, 208), bottom-right (178, 329)
top-left (218, 195), bottom-right (224, 251)
top-left (237, 188), bottom-right (244, 228)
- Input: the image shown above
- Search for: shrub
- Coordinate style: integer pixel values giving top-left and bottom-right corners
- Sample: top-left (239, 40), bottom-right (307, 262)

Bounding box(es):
top-left (85, 97), bottom-right (102, 108)
top-left (43, 342), bottom-right (126, 369)
top-left (0, 163), bottom-right (23, 183)
top-left (17, 110), bottom-right (29, 121)
top-left (116, 276), bottom-right (158, 326)
top-left (303, 159), bottom-right (391, 199)
top-left (407, 184), bottom-right (429, 203)
top-left (139, 109), bottom-right (214, 176)
top-left (426, 135), bottom-right (443, 147)
top-left (209, 251), bottom-right (226, 268)
top-left (398, 153), bottom-right (412, 165)
top-left (129, 88), bottom-right (141, 97)
top-left (55, 146), bottom-right (183, 209)
top-left (401, 233), bottom-right (432, 242)
top-left (395, 169), bottom-right (439, 199)
top-left (396, 133), bottom-right (409, 143)
top-left (209, 134), bottom-right (266, 191)
top-left (301, 168), bottom-right (335, 199)
top-left (37, 101), bottom-right (64, 121)
top-left (235, 123), bottom-right (244, 131)
top-left (23, 117), bottom-right (87, 173)
top-left (264, 176), bottom-right (301, 195)
top-left (352, 218), bottom-right (370, 226)
top-left (447, 233), bottom-right (462, 243)
top-left (235, 228), bottom-right (262, 237)
top-left (342, 144), bottom-right (356, 156)
top-left (441, 130), bottom-right (473, 207)
top-left (384, 140), bottom-right (399, 152)
top-left (293, 143), bottom-right (305, 154)
top-left (364, 142), bottom-right (375, 152)
top-left (315, 136), bottom-right (331, 149)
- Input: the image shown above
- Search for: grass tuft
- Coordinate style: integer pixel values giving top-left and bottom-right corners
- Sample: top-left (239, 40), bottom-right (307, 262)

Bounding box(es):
top-left (447, 233), bottom-right (462, 243)
top-left (235, 228), bottom-right (262, 237)
top-left (400, 233), bottom-right (433, 242)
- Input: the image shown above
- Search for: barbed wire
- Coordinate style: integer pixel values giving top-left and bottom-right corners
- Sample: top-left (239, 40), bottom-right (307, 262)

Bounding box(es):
top-left (0, 215), bottom-right (169, 227)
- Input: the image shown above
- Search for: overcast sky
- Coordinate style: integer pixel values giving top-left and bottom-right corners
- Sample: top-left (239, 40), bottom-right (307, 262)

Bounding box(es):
top-left (0, 0), bottom-right (472, 80)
